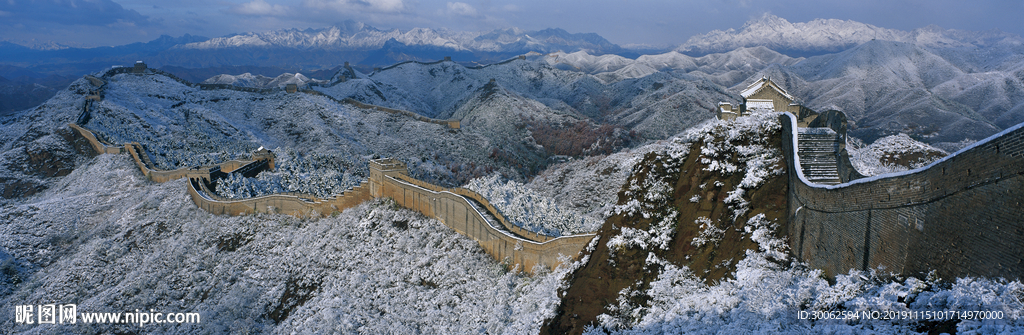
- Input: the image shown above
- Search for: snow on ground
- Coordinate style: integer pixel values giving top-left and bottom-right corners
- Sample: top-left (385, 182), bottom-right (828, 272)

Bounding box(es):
top-left (0, 154), bottom-right (575, 334)
top-left (593, 221), bottom-right (1024, 334)
top-left (80, 72), bottom-right (513, 196)
top-left (679, 113), bottom-right (785, 220)
top-left (848, 133), bottom-right (948, 176)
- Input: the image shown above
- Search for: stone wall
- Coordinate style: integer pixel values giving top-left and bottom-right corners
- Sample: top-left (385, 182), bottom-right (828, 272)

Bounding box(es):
top-left (124, 141), bottom-right (265, 183)
top-left (340, 98), bottom-right (460, 129)
top-left (183, 157), bottom-right (596, 273)
top-left (781, 113), bottom-right (1024, 280)
top-left (187, 178), bottom-right (372, 218)
top-left (389, 174), bottom-right (557, 243)
top-left (68, 124), bottom-right (123, 155)
top-left (379, 173), bottom-right (596, 273)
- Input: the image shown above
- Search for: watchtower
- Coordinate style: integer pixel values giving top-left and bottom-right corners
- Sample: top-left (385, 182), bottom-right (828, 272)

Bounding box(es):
top-left (132, 61), bottom-right (148, 74)
top-left (718, 76), bottom-right (804, 120)
top-left (252, 147), bottom-right (276, 170)
top-left (368, 158), bottom-right (409, 197)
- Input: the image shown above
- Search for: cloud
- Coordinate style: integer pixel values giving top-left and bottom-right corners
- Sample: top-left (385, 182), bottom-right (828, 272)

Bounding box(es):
top-left (231, 0), bottom-right (291, 16)
top-left (501, 4), bottom-right (519, 12)
top-left (303, 0), bottom-right (406, 13)
top-left (0, 0), bottom-right (150, 26)
top-left (446, 2), bottom-right (477, 17)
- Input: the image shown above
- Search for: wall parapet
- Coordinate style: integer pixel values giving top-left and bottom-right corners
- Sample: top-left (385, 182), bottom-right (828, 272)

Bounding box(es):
top-left (780, 112), bottom-right (1024, 280)
top-left (188, 177), bottom-right (372, 217)
top-left (380, 174), bottom-right (596, 273)
top-left (68, 123), bottom-right (124, 154)
top-left (387, 173), bottom-right (555, 243)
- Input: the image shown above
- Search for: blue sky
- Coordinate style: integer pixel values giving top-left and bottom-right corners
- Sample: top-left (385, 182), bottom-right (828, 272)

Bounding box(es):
top-left (1, 0), bottom-right (1022, 48)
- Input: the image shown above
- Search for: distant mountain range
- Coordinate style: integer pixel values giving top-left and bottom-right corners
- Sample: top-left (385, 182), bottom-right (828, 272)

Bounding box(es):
top-left (180, 22), bottom-right (622, 54)
top-left (5, 14), bottom-right (1021, 77)
top-left (676, 13), bottom-right (1024, 58)
top-left (2, 15), bottom-right (1023, 144)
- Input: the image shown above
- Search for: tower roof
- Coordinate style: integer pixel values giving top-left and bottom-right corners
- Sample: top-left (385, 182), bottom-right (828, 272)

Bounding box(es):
top-left (740, 75), bottom-right (795, 101)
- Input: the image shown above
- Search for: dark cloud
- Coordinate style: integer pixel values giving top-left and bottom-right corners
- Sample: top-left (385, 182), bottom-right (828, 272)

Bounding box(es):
top-left (0, 0), bottom-right (150, 27)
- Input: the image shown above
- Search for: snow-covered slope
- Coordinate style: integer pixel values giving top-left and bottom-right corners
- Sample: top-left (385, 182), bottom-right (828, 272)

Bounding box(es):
top-left (0, 154), bottom-right (572, 334)
top-left (544, 51), bottom-right (635, 74)
top-left (761, 40), bottom-right (1024, 144)
top-left (314, 57), bottom-right (729, 140)
top-left (0, 78), bottom-right (96, 198)
top-left (847, 134), bottom-right (949, 176)
top-left (202, 73), bottom-right (275, 87)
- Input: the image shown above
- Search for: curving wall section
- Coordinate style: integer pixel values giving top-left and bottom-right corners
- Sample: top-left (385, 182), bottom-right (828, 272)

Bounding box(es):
top-left (71, 122), bottom-right (590, 273)
top-left (187, 178), bottom-right (372, 218)
top-left (68, 123), bottom-right (123, 155)
top-left (780, 113), bottom-right (1024, 280)
top-left (377, 173), bottom-right (596, 273)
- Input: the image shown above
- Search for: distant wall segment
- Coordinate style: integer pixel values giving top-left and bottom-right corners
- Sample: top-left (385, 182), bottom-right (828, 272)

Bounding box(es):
top-left (95, 64), bottom-right (460, 129)
top-left (780, 113), bottom-right (1024, 280)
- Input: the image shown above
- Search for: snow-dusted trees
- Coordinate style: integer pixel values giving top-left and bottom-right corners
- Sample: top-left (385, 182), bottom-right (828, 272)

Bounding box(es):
top-left (215, 148), bottom-right (364, 199)
top-left (465, 174), bottom-right (602, 236)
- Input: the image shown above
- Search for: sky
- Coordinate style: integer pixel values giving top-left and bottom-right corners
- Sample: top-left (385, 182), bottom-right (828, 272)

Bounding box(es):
top-left (1, 0), bottom-right (1022, 48)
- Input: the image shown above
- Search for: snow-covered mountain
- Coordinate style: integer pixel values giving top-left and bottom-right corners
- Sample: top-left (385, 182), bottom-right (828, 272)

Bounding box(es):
top-left (536, 40), bottom-right (1022, 146)
top-left (202, 72), bottom-right (327, 89)
top-left (542, 47), bottom-right (801, 85)
top-left (753, 40), bottom-right (1024, 144)
top-left (312, 55), bottom-right (730, 141)
top-left (2, 61), bottom-right (1022, 332)
top-left (678, 13), bottom-right (1024, 57)
top-left (179, 21), bottom-right (624, 55)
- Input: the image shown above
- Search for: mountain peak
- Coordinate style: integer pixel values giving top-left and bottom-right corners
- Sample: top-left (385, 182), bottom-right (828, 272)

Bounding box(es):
top-left (742, 13), bottom-right (793, 30)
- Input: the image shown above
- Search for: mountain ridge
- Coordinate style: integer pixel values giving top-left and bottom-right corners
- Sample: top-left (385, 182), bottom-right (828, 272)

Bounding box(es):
top-left (677, 13), bottom-right (1024, 57)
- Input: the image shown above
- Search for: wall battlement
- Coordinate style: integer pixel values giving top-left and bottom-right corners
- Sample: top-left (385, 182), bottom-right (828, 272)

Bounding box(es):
top-left (781, 113), bottom-right (1024, 280)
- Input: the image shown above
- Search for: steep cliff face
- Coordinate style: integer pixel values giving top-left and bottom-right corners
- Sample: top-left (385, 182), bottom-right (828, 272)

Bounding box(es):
top-left (543, 114), bottom-right (790, 334)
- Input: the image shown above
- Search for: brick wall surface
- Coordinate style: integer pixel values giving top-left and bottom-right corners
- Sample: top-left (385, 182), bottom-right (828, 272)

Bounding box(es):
top-left (782, 113), bottom-right (1024, 280)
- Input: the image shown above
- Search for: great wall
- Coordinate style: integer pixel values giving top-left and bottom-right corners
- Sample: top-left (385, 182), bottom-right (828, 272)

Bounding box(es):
top-left (781, 113), bottom-right (1024, 280)
top-left (68, 62), bottom-right (593, 273)
top-left (63, 61), bottom-right (1024, 280)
